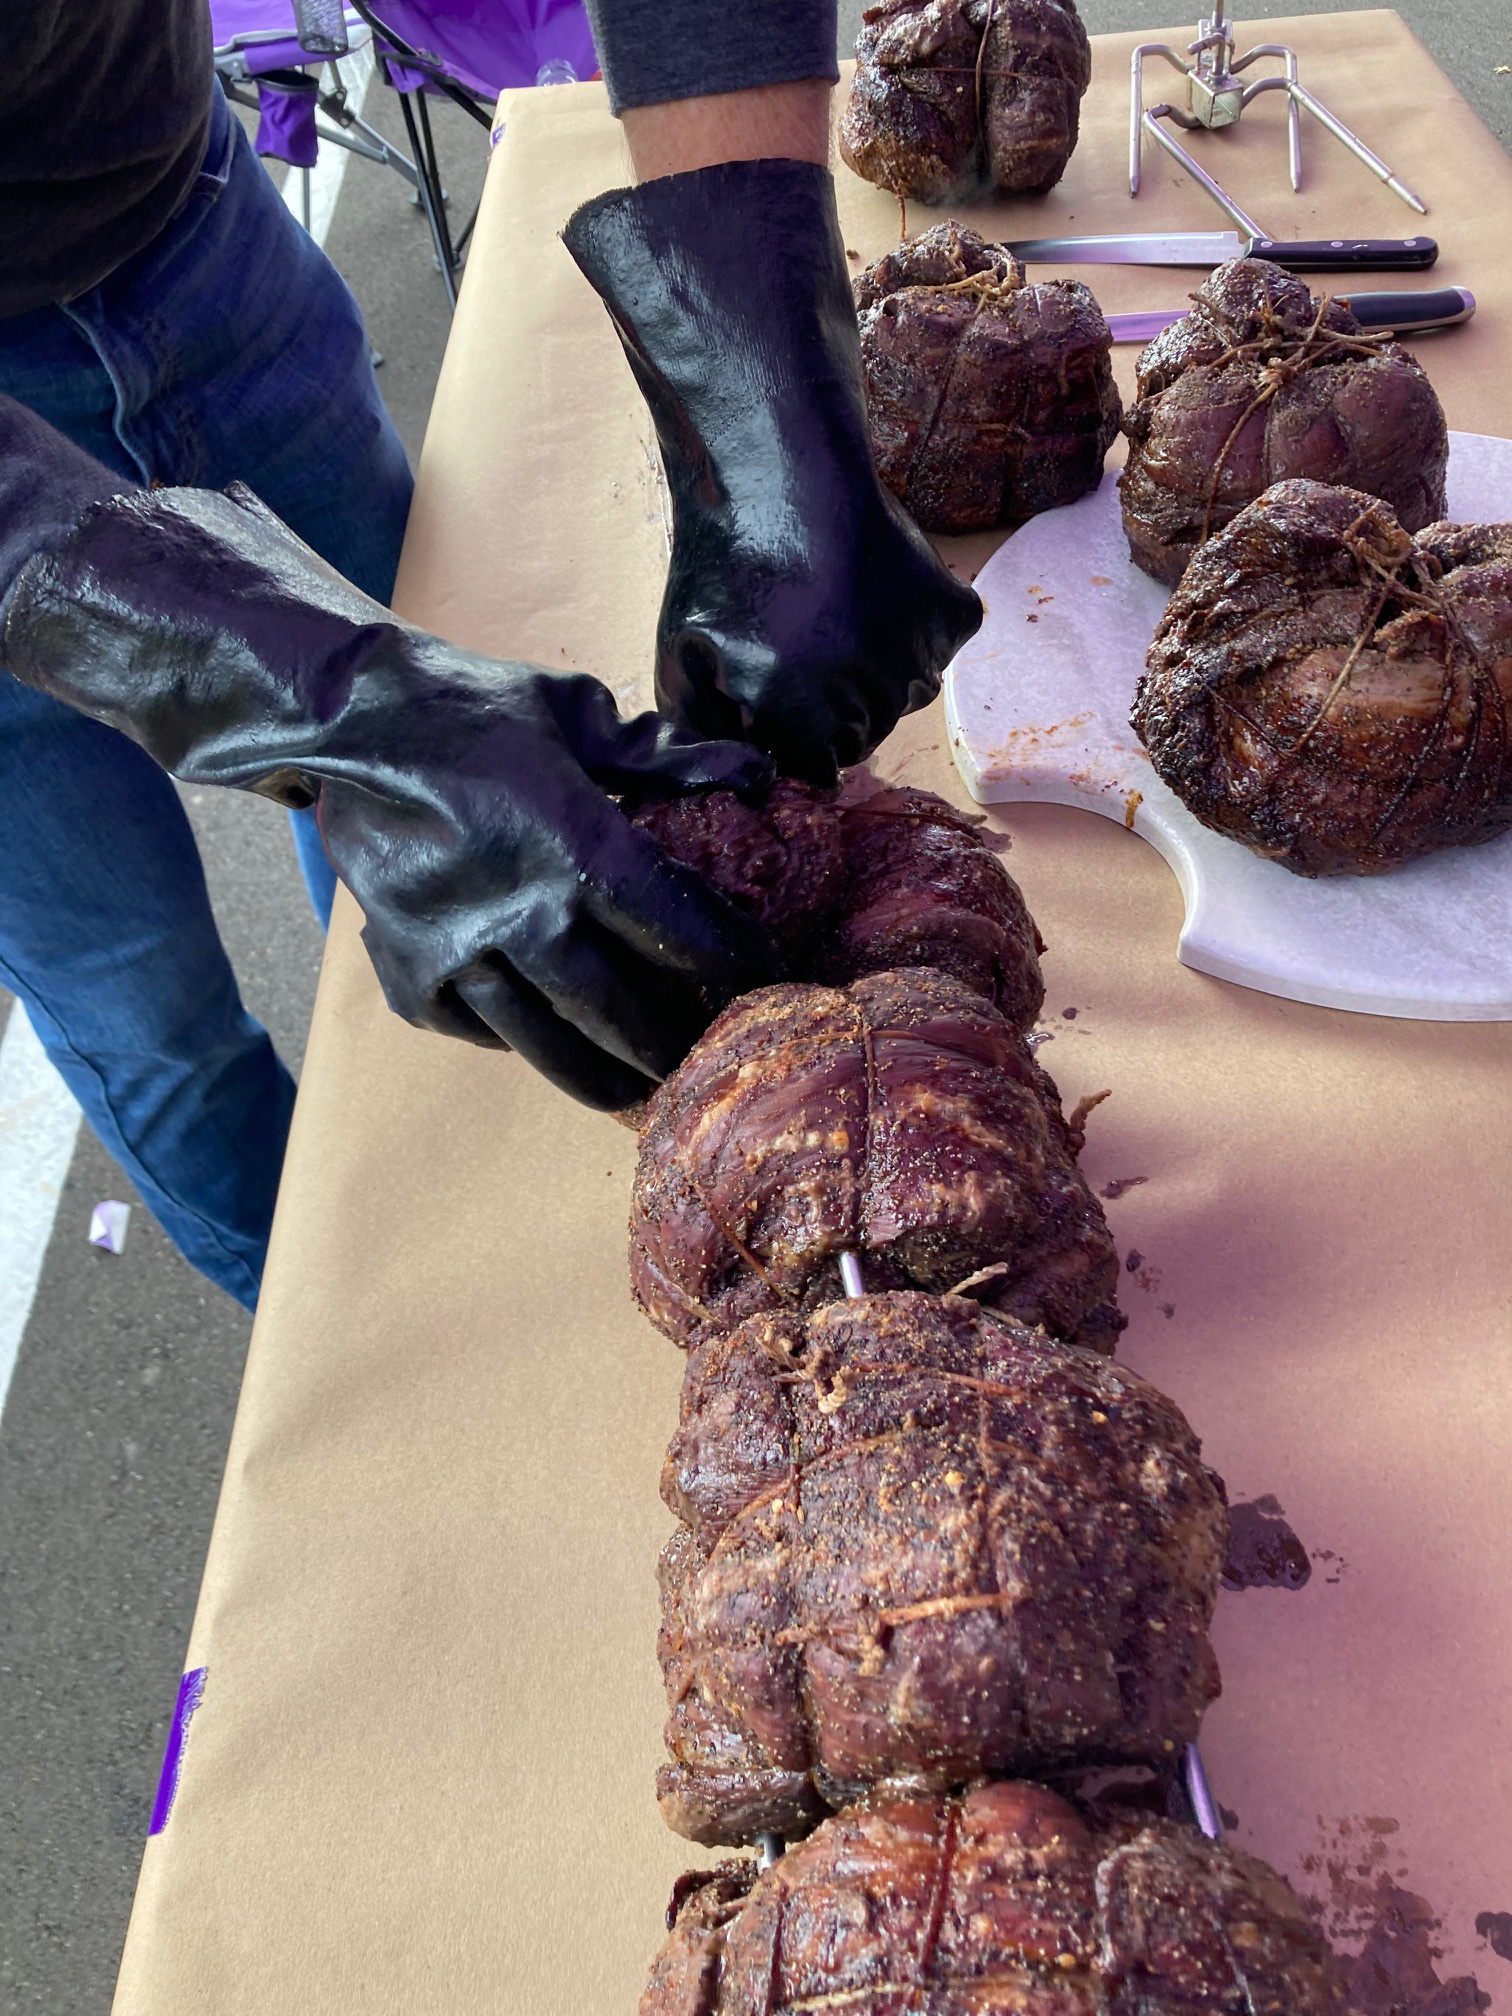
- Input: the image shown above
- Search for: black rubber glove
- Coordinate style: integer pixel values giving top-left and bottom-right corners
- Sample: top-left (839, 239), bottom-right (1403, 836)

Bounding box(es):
top-left (0, 396), bottom-right (129, 593)
top-left (1, 416), bottom-right (776, 1110)
top-left (562, 158), bottom-right (983, 785)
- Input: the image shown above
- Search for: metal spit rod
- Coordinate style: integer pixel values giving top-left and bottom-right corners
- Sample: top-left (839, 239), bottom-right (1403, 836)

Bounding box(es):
top-left (1130, 2), bottom-right (1426, 224)
top-left (754, 1250), bottom-right (1224, 1866)
top-left (1184, 1742), bottom-right (1225, 1842)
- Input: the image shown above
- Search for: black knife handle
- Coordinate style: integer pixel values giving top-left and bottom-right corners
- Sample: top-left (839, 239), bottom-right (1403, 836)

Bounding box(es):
top-left (1333, 286), bottom-right (1475, 337)
top-left (1245, 237), bottom-right (1439, 271)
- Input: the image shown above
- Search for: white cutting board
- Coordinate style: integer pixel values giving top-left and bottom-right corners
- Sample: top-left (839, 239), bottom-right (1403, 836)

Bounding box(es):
top-left (944, 430), bottom-right (1512, 1021)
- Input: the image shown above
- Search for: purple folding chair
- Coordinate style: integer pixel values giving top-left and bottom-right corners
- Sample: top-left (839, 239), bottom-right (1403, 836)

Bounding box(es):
top-left (211, 2), bottom-right (422, 233)
top-left (335, 0), bottom-right (599, 305)
top-left (214, 0), bottom-right (597, 306)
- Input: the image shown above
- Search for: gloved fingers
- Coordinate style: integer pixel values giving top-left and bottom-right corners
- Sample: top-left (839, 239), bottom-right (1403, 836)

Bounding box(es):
top-left (449, 956), bottom-right (658, 1111)
top-left (873, 491), bottom-right (987, 663)
top-left (657, 629), bottom-right (892, 786)
top-left (361, 896), bottom-right (666, 1104)
top-left (651, 646), bottom-right (749, 750)
top-left (459, 862), bottom-right (760, 1094)
top-left (371, 812), bottom-right (773, 1094)
top-left (515, 907), bottom-right (740, 1084)
top-left (587, 708), bottom-right (775, 799)
top-left (908, 588), bottom-right (983, 682)
top-left (329, 760), bottom-right (770, 1090)
top-left (576, 813), bottom-right (778, 1007)
top-left (335, 799), bottom-right (656, 1102)
top-left (530, 668), bottom-right (774, 797)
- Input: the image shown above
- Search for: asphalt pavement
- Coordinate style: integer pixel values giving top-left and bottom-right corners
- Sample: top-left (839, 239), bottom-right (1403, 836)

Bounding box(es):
top-left (0, 9), bottom-right (1507, 2012)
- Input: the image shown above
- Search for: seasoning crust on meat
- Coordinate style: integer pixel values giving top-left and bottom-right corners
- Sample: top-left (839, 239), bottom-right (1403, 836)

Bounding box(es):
top-left (1134, 479), bottom-right (1512, 875)
top-left (840, 0), bottom-right (1092, 202)
top-left (630, 780), bottom-right (849, 971)
top-left (643, 1781), bottom-right (1353, 2016)
top-left (633, 775), bottom-right (1046, 1027)
top-left (830, 786), bottom-right (1044, 1026)
top-left (657, 1291), bottom-right (1226, 1845)
top-left (1120, 257), bottom-right (1448, 586)
top-left (629, 969), bottom-right (1122, 1350)
top-left (855, 224), bottom-right (1120, 535)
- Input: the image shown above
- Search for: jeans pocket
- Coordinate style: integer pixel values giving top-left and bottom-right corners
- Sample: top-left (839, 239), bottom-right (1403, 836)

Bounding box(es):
top-left (189, 85), bottom-right (238, 207)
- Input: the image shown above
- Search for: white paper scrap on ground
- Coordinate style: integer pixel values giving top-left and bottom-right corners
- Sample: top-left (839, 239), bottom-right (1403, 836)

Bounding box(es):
top-left (944, 431), bottom-right (1512, 1021)
top-left (88, 1201), bottom-right (131, 1255)
top-left (0, 1001), bottom-right (83, 1421)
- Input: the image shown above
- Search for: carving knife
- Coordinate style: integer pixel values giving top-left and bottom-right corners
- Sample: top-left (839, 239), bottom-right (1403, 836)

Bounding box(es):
top-left (1006, 230), bottom-right (1438, 272)
top-left (1108, 285), bottom-right (1475, 345)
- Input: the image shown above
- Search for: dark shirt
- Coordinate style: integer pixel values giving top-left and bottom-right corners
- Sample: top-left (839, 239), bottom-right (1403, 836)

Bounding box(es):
top-left (1, 0), bottom-right (214, 320)
top-left (0, 0), bottom-right (835, 320)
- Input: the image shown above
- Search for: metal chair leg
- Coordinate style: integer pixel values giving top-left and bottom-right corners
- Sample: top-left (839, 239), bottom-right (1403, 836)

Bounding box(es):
top-left (453, 202), bottom-right (481, 259)
top-left (395, 87), bottom-right (458, 308)
top-left (315, 109), bottom-right (418, 186)
top-left (414, 90), bottom-right (452, 228)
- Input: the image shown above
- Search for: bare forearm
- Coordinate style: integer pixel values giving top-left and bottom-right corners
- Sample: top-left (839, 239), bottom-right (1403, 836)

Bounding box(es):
top-left (621, 80), bottom-right (831, 179)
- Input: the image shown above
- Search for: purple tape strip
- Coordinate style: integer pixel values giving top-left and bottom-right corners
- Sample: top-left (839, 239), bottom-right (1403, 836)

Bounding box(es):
top-left (149, 1667), bottom-right (207, 1837)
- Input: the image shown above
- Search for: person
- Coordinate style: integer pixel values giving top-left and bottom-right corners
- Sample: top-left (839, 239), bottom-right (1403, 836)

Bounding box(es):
top-left (2, 2), bottom-right (415, 1308)
top-left (0, 0), bottom-right (981, 1306)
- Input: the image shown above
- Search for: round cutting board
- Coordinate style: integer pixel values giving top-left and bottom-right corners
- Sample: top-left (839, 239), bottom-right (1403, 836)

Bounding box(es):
top-left (944, 431), bottom-right (1512, 1021)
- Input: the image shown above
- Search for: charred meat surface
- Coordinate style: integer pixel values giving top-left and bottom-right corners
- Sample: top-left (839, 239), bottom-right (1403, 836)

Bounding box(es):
top-left (629, 780), bottom-right (849, 971)
top-left (843, 0), bottom-right (982, 203)
top-left (1135, 479), bottom-right (1512, 875)
top-left (644, 1860), bottom-right (756, 2016)
top-left (840, 0), bottom-right (1091, 202)
top-left (633, 775), bottom-right (1045, 1026)
top-left (657, 1291), bottom-right (1226, 1845)
top-left (629, 968), bottom-right (1122, 1349)
top-left (643, 1781), bottom-right (1352, 2016)
top-left (855, 224), bottom-right (1120, 534)
top-left (1120, 258), bottom-right (1448, 586)
top-left (830, 785), bottom-right (1045, 1026)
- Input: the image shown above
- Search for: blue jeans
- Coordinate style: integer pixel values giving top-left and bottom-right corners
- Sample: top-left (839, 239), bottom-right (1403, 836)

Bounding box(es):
top-left (0, 88), bottom-right (413, 1308)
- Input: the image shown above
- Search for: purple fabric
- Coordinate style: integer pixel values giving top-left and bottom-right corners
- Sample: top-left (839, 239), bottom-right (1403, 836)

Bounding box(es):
top-left (213, 0), bottom-right (598, 102)
top-left (367, 0), bottom-right (598, 98)
top-left (255, 80), bottom-right (320, 165)
top-left (149, 1668), bottom-right (208, 1836)
top-left (210, 0), bottom-right (334, 72)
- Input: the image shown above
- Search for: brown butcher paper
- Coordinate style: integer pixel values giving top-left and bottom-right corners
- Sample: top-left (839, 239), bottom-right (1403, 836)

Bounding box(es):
top-left (113, 16), bottom-right (1512, 2015)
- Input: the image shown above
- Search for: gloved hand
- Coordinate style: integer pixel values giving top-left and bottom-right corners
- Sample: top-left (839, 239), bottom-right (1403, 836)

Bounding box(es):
top-left (563, 159), bottom-right (983, 785)
top-left (1, 407), bottom-right (776, 1110)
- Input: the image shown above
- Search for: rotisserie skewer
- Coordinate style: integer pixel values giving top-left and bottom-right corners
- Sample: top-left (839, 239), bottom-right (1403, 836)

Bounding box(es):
top-left (755, 1247), bottom-right (867, 1867)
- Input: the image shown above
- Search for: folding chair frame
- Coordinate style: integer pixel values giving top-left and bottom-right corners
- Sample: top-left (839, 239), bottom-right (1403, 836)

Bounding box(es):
top-left (216, 50), bottom-right (422, 235)
top-left (345, 0), bottom-right (494, 308)
top-left (225, 0), bottom-right (497, 308)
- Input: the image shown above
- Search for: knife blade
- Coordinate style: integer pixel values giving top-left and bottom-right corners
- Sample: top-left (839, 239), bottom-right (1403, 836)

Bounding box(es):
top-left (1108, 286), bottom-right (1475, 346)
top-left (1006, 231), bottom-right (1439, 272)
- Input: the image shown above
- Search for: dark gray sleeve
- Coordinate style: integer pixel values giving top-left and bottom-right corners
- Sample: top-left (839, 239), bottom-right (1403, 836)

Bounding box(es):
top-left (584, 0), bottom-right (839, 113)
